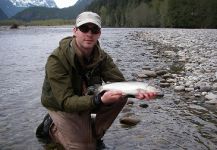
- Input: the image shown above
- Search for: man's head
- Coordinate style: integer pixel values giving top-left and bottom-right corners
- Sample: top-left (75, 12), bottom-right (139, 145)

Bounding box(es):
top-left (75, 11), bottom-right (101, 28)
top-left (73, 11), bottom-right (101, 57)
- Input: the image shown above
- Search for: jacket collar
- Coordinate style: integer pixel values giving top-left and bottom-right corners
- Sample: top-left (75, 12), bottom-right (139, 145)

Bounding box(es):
top-left (59, 36), bottom-right (105, 70)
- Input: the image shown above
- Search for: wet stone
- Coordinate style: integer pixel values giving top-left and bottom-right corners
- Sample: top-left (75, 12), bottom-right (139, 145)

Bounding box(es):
top-left (188, 104), bottom-right (209, 113)
top-left (119, 117), bottom-right (140, 126)
top-left (185, 88), bottom-right (194, 92)
top-left (167, 79), bottom-right (176, 83)
top-left (139, 103), bottom-right (149, 108)
top-left (141, 70), bottom-right (157, 77)
top-left (142, 66), bottom-right (151, 70)
top-left (200, 86), bottom-right (212, 92)
top-left (136, 73), bottom-right (148, 78)
top-left (160, 83), bottom-right (170, 88)
top-left (174, 86), bottom-right (185, 91)
top-left (162, 73), bottom-right (173, 79)
top-left (156, 70), bottom-right (168, 76)
top-left (174, 99), bottom-right (181, 104)
top-left (212, 83), bottom-right (217, 91)
top-left (156, 92), bottom-right (164, 98)
top-left (205, 99), bottom-right (217, 105)
top-left (205, 92), bottom-right (217, 104)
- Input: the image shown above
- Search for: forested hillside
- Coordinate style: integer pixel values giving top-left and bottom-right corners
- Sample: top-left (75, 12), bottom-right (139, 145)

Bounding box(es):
top-left (13, 0), bottom-right (93, 20)
top-left (87, 0), bottom-right (217, 28)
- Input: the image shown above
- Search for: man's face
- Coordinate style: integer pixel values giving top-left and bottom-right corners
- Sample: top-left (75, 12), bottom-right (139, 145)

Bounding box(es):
top-left (74, 23), bottom-right (101, 56)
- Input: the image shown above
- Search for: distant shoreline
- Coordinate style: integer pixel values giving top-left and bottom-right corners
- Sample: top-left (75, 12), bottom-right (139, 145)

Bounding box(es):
top-left (0, 19), bottom-right (75, 26)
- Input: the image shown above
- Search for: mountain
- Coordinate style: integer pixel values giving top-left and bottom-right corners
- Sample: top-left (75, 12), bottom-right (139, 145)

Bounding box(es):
top-left (0, 0), bottom-right (23, 17)
top-left (0, 0), bottom-right (57, 17)
top-left (9, 0), bottom-right (56, 8)
top-left (13, 0), bottom-right (93, 21)
top-left (0, 8), bottom-right (8, 20)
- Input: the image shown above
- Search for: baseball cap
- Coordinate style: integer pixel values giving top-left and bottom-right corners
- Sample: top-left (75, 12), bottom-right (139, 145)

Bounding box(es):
top-left (75, 11), bottom-right (101, 28)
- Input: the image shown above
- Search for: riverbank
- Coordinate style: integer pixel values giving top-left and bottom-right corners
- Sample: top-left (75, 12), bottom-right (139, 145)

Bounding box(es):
top-left (135, 28), bottom-right (217, 111)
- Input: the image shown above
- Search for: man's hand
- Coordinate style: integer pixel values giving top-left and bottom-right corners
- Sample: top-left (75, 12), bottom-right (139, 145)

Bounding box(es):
top-left (100, 89), bottom-right (156, 105)
top-left (100, 91), bottom-right (123, 104)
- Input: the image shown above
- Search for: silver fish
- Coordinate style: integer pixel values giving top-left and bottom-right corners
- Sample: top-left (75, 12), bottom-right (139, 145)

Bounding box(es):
top-left (98, 81), bottom-right (158, 96)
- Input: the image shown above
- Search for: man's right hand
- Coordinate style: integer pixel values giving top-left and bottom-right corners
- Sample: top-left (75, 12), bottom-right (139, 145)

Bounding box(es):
top-left (100, 91), bottom-right (123, 104)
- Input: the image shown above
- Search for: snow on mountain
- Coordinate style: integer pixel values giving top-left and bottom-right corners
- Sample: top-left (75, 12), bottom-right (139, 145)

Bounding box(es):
top-left (9, 0), bottom-right (57, 8)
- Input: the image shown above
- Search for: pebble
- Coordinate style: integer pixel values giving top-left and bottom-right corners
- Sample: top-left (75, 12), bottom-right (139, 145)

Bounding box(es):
top-left (155, 70), bottom-right (168, 76)
top-left (139, 103), bottom-right (149, 108)
top-left (119, 117), bottom-right (140, 126)
top-left (137, 29), bottom-right (217, 110)
top-left (205, 92), bottom-right (217, 101)
top-left (160, 83), bottom-right (170, 88)
top-left (141, 70), bottom-right (157, 77)
top-left (174, 86), bottom-right (185, 91)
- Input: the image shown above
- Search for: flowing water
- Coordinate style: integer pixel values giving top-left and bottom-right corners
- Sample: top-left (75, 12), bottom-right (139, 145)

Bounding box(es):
top-left (0, 26), bottom-right (216, 150)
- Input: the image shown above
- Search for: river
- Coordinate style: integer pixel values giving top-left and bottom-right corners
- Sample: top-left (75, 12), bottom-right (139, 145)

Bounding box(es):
top-left (0, 26), bottom-right (216, 150)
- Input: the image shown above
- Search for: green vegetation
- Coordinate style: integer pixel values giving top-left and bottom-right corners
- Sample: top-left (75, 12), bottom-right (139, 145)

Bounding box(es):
top-left (0, 0), bottom-right (216, 28)
top-left (0, 19), bottom-right (75, 26)
top-left (88, 0), bottom-right (217, 28)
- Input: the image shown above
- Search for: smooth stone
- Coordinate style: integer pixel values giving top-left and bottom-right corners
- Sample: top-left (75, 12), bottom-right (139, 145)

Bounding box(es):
top-left (119, 117), bottom-right (140, 126)
top-left (139, 103), bottom-right (149, 108)
top-left (155, 70), bottom-right (168, 76)
top-left (174, 86), bottom-right (185, 91)
top-left (205, 92), bottom-right (217, 101)
top-left (160, 83), bottom-right (170, 87)
top-left (205, 99), bottom-right (217, 104)
top-left (185, 88), bottom-right (194, 92)
top-left (141, 70), bottom-right (157, 77)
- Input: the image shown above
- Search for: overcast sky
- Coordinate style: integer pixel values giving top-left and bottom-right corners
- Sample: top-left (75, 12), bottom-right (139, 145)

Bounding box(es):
top-left (54, 0), bottom-right (78, 8)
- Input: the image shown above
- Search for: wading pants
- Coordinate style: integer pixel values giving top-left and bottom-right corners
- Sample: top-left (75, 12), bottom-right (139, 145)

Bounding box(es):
top-left (48, 97), bottom-right (127, 150)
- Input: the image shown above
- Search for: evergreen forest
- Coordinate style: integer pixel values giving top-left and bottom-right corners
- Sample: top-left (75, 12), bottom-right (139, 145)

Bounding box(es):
top-left (87, 0), bottom-right (217, 28)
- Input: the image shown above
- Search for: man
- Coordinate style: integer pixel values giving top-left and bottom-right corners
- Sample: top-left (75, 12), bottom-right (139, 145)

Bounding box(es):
top-left (38, 11), bottom-right (155, 149)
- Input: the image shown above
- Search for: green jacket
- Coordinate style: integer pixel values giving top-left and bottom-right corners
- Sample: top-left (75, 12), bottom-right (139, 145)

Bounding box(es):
top-left (41, 36), bottom-right (125, 113)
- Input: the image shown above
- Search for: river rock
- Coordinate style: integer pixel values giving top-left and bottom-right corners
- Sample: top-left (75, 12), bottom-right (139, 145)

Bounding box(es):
top-left (188, 104), bottom-right (209, 113)
top-left (136, 73), bottom-right (148, 78)
top-left (174, 86), bottom-right (185, 91)
top-left (205, 92), bottom-right (217, 104)
top-left (155, 70), bottom-right (168, 76)
top-left (185, 88), bottom-right (194, 92)
top-left (162, 73), bottom-right (173, 79)
top-left (119, 117), bottom-right (140, 126)
top-left (205, 99), bottom-right (217, 104)
top-left (195, 82), bottom-right (212, 92)
top-left (139, 103), bottom-right (149, 108)
top-left (167, 79), bottom-right (176, 83)
top-left (141, 70), bottom-right (157, 77)
top-left (163, 51), bottom-right (176, 57)
top-left (212, 83), bottom-right (217, 91)
top-left (160, 82), bottom-right (170, 88)
top-left (200, 86), bottom-right (212, 92)
top-left (156, 92), bottom-right (164, 98)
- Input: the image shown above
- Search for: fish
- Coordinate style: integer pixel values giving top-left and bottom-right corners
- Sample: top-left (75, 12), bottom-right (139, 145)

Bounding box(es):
top-left (98, 81), bottom-right (160, 97)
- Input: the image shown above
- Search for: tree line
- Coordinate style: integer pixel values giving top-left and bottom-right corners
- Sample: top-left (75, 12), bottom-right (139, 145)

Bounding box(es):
top-left (87, 0), bottom-right (217, 28)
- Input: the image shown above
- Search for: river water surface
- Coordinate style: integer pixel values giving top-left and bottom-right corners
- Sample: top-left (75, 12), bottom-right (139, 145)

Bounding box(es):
top-left (0, 26), bottom-right (216, 150)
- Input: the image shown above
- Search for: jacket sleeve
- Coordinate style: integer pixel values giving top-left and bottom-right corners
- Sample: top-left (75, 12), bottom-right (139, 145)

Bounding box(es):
top-left (46, 55), bottom-right (96, 112)
top-left (101, 53), bottom-right (125, 82)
